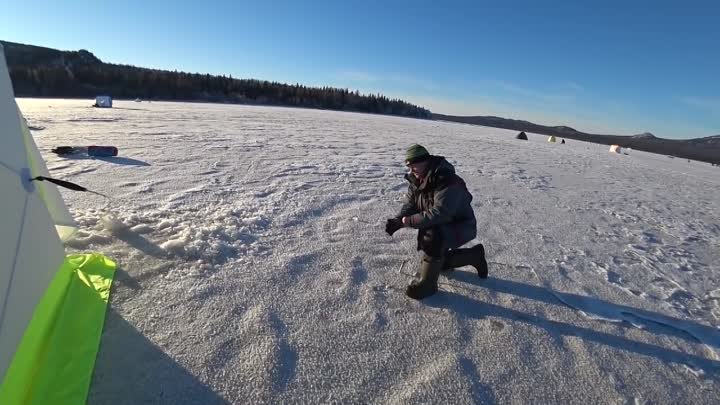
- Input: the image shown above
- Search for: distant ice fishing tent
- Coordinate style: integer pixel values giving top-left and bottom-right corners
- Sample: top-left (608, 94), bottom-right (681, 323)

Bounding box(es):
top-left (516, 131), bottom-right (528, 140)
top-left (609, 144), bottom-right (622, 153)
top-left (94, 95), bottom-right (112, 108)
top-left (547, 136), bottom-right (556, 143)
top-left (0, 44), bottom-right (115, 405)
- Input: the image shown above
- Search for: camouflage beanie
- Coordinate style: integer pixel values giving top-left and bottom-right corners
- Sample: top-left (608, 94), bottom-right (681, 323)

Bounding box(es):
top-left (405, 144), bottom-right (430, 164)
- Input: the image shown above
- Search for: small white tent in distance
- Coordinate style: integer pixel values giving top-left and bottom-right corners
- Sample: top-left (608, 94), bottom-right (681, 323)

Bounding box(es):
top-left (94, 95), bottom-right (112, 108)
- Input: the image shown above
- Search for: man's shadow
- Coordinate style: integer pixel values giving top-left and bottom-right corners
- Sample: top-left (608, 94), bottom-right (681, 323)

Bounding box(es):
top-left (449, 269), bottom-right (719, 349)
top-left (430, 269), bottom-right (720, 376)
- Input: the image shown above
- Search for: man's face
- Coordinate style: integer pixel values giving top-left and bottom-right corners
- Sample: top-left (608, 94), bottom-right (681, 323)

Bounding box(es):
top-left (406, 160), bottom-right (429, 179)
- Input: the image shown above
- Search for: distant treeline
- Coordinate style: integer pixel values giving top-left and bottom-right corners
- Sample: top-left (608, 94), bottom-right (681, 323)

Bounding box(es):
top-left (2, 40), bottom-right (431, 118)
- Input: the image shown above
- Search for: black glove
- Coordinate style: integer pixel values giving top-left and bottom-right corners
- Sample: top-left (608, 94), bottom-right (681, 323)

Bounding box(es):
top-left (385, 218), bottom-right (403, 236)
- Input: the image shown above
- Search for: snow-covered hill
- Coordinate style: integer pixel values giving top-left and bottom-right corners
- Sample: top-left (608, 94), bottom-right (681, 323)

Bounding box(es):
top-left (20, 99), bottom-right (720, 405)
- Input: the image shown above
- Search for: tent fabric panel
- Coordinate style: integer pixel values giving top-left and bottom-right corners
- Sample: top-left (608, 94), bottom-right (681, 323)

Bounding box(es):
top-left (0, 43), bottom-right (73, 381)
top-left (0, 45), bottom-right (28, 172)
top-left (0, 45), bottom-right (77, 241)
top-left (0, 192), bottom-right (65, 383)
top-left (0, 254), bottom-right (116, 405)
top-left (0, 168), bottom-right (26, 298)
top-left (0, 169), bottom-right (27, 380)
top-left (20, 107), bottom-right (77, 240)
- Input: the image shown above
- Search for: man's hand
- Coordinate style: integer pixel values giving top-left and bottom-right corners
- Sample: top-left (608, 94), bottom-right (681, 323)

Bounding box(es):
top-left (385, 218), bottom-right (403, 236)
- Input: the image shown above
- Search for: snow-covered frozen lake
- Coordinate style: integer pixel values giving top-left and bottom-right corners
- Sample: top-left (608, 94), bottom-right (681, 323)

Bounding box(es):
top-left (19, 98), bottom-right (720, 404)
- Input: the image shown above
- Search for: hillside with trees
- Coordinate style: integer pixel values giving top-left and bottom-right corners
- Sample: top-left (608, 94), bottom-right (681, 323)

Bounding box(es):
top-left (1, 40), bottom-right (431, 119)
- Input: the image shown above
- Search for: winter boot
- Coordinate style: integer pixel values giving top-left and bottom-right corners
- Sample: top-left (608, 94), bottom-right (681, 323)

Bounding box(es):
top-left (405, 256), bottom-right (443, 300)
top-left (442, 244), bottom-right (488, 278)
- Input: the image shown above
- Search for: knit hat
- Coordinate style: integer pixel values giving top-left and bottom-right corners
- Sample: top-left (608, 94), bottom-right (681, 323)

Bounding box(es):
top-left (405, 144), bottom-right (430, 164)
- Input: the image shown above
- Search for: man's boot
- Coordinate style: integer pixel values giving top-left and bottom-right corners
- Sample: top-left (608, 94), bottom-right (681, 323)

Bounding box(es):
top-left (405, 256), bottom-right (443, 300)
top-left (442, 244), bottom-right (488, 278)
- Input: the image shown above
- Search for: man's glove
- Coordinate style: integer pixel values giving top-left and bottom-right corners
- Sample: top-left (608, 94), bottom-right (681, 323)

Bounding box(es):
top-left (385, 218), bottom-right (403, 236)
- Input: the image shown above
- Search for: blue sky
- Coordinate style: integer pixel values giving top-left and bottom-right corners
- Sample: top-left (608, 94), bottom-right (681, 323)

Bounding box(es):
top-left (2, 0), bottom-right (718, 138)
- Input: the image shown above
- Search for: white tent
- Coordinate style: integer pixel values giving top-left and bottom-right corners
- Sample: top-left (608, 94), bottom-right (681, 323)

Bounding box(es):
top-left (609, 144), bottom-right (622, 153)
top-left (95, 95), bottom-right (112, 108)
top-left (0, 44), bottom-right (77, 385)
top-left (0, 43), bottom-right (115, 405)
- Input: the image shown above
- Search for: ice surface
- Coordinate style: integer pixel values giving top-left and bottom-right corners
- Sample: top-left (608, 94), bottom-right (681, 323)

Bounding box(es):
top-left (19, 99), bottom-right (720, 404)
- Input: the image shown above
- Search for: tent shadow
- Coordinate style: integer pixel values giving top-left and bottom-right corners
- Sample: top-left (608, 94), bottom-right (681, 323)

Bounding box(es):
top-left (110, 107), bottom-right (149, 111)
top-left (89, 309), bottom-right (229, 405)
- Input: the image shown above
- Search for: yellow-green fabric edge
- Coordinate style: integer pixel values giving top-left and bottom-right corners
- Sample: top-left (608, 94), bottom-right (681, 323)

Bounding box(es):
top-left (0, 253), bottom-right (116, 405)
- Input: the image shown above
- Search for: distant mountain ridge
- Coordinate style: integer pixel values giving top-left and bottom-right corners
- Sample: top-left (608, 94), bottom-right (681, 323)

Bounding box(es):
top-left (0, 40), bottom-right (431, 119)
top-left (433, 113), bottom-right (719, 164)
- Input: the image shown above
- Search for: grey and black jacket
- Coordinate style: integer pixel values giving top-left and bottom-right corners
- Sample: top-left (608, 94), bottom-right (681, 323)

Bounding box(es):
top-left (398, 155), bottom-right (477, 250)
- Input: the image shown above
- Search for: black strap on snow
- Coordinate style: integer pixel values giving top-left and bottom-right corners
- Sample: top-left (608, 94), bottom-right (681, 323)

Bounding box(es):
top-left (32, 176), bottom-right (88, 191)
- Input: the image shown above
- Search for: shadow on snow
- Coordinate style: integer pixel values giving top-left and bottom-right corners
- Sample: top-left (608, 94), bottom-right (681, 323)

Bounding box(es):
top-left (430, 270), bottom-right (720, 377)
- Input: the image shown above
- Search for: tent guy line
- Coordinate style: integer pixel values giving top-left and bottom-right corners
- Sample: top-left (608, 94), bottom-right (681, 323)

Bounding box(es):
top-left (31, 175), bottom-right (110, 198)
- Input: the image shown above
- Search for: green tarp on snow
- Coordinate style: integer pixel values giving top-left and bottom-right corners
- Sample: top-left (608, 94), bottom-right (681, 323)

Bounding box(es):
top-left (0, 253), bottom-right (115, 405)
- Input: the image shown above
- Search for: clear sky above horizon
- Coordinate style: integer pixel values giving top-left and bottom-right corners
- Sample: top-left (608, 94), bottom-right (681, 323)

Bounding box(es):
top-left (2, 0), bottom-right (718, 139)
